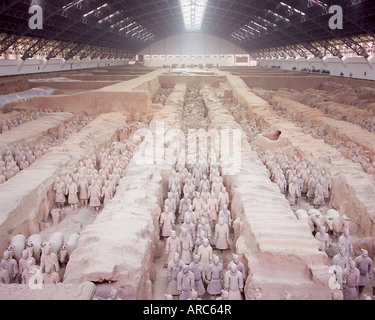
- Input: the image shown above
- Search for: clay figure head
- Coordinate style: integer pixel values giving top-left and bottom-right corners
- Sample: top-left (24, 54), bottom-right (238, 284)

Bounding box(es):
top-left (223, 205), bottom-right (228, 212)
top-left (45, 264), bottom-right (53, 276)
top-left (196, 192), bottom-right (201, 198)
top-left (339, 246), bottom-right (346, 257)
top-left (349, 258), bottom-right (355, 270)
top-left (173, 252), bottom-right (180, 263)
top-left (203, 238), bottom-right (209, 247)
top-left (170, 230), bottom-right (176, 239)
top-left (191, 289), bottom-right (198, 300)
top-left (213, 255), bottom-right (219, 265)
top-left (319, 226), bottom-right (326, 234)
top-left (3, 250), bottom-right (10, 261)
top-left (233, 254), bottom-right (239, 264)
top-left (230, 263), bottom-right (237, 274)
top-left (361, 249), bottom-right (368, 258)
top-left (21, 249), bottom-right (29, 260)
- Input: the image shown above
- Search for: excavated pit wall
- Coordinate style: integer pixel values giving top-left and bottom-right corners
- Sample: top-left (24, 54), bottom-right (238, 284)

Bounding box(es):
top-left (0, 112), bottom-right (74, 155)
top-left (0, 111), bottom-right (128, 255)
top-left (2, 69), bottom-right (166, 115)
top-left (63, 83), bottom-right (186, 300)
top-left (200, 85), bottom-right (335, 300)
top-left (224, 72), bottom-right (375, 238)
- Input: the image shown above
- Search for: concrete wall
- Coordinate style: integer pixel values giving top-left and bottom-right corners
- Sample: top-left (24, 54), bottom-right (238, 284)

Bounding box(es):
top-left (139, 33), bottom-right (253, 67)
top-left (257, 56), bottom-right (375, 81)
top-left (0, 58), bottom-right (129, 77)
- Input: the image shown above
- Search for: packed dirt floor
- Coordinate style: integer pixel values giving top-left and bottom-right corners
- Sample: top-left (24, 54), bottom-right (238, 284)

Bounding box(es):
top-left (0, 66), bottom-right (374, 300)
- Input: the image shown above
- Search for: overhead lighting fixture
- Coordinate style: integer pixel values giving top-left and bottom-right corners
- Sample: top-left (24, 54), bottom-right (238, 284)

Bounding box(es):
top-left (180, 0), bottom-right (208, 31)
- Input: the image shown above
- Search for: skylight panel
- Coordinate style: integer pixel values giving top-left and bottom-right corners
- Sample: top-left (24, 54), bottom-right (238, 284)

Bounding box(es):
top-left (180, 0), bottom-right (208, 31)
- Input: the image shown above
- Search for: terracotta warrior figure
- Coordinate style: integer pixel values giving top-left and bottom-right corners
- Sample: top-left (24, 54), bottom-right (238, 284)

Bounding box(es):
top-left (224, 263), bottom-right (243, 300)
top-left (197, 238), bottom-right (213, 274)
top-left (177, 265), bottom-right (195, 300)
top-left (78, 175), bottom-right (89, 207)
top-left (0, 265), bottom-right (10, 284)
top-left (206, 254), bottom-right (224, 299)
top-left (338, 228), bottom-right (354, 257)
top-left (313, 177), bottom-right (326, 208)
top-left (101, 180), bottom-right (113, 205)
top-left (180, 228), bottom-right (193, 265)
top-left (207, 191), bottom-right (219, 227)
top-left (18, 249), bottom-right (36, 280)
top-left (166, 230), bottom-right (181, 266)
top-left (227, 254), bottom-right (246, 281)
top-left (42, 264), bottom-right (61, 284)
top-left (40, 242), bottom-right (59, 273)
top-left (197, 217), bottom-right (212, 240)
top-left (160, 206), bottom-right (175, 238)
top-left (88, 180), bottom-right (101, 213)
top-left (167, 253), bottom-right (185, 297)
top-left (315, 226), bottom-right (330, 252)
top-left (192, 192), bottom-right (204, 214)
top-left (342, 259), bottom-right (360, 300)
top-left (354, 249), bottom-right (373, 297)
top-left (53, 177), bottom-right (66, 209)
top-left (179, 194), bottom-right (191, 222)
top-left (214, 217), bottom-right (230, 251)
top-left (219, 205), bottom-right (231, 227)
top-left (1, 250), bottom-right (18, 282)
top-left (21, 260), bottom-right (37, 285)
top-left (188, 254), bottom-right (206, 298)
top-left (66, 177), bottom-right (79, 213)
top-left (181, 215), bottom-right (196, 240)
top-left (332, 246), bottom-right (349, 289)
top-left (218, 186), bottom-right (229, 212)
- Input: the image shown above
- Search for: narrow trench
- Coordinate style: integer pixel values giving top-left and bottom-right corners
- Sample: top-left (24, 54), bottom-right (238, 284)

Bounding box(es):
top-left (152, 87), bottom-right (240, 300)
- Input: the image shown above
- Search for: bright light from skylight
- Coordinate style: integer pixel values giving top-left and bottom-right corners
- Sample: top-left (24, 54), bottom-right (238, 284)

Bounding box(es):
top-left (180, 0), bottom-right (208, 31)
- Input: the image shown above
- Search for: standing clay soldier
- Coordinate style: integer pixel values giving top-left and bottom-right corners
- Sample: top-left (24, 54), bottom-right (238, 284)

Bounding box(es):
top-left (332, 246), bottom-right (349, 289)
top-left (40, 243), bottom-right (60, 273)
top-left (181, 215), bottom-right (196, 240)
top-left (207, 192), bottom-right (219, 228)
top-left (160, 207), bottom-right (175, 238)
top-left (189, 254), bottom-right (206, 298)
top-left (224, 263), bottom-right (243, 300)
top-left (165, 231), bottom-right (181, 266)
top-left (342, 259), bottom-right (360, 300)
top-left (227, 254), bottom-right (246, 281)
top-left (206, 254), bottom-right (224, 299)
top-left (338, 228), bottom-right (354, 257)
top-left (192, 192), bottom-right (204, 214)
top-left (0, 265), bottom-right (10, 284)
top-left (179, 194), bottom-right (191, 222)
top-left (167, 253), bottom-right (185, 298)
top-left (214, 217), bottom-right (230, 251)
top-left (197, 238), bottom-right (213, 274)
top-left (218, 186), bottom-right (229, 212)
top-left (78, 175), bottom-right (89, 208)
top-left (66, 177), bottom-right (79, 213)
top-left (219, 205), bottom-right (231, 227)
top-left (354, 249), bottom-right (373, 297)
top-left (180, 228), bottom-right (193, 265)
top-left (288, 177), bottom-right (300, 206)
top-left (315, 226), bottom-right (330, 252)
top-left (307, 171), bottom-right (318, 205)
top-left (42, 264), bottom-right (60, 284)
top-left (88, 180), bottom-right (101, 213)
top-left (313, 177), bottom-right (326, 208)
top-left (101, 181), bottom-right (113, 205)
top-left (1, 250), bottom-right (18, 282)
top-left (177, 265), bottom-right (195, 300)
top-left (53, 177), bottom-right (66, 209)
top-left (18, 249), bottom-right (36, 280)
top-left (197, 217), bottom-right (211, 240)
